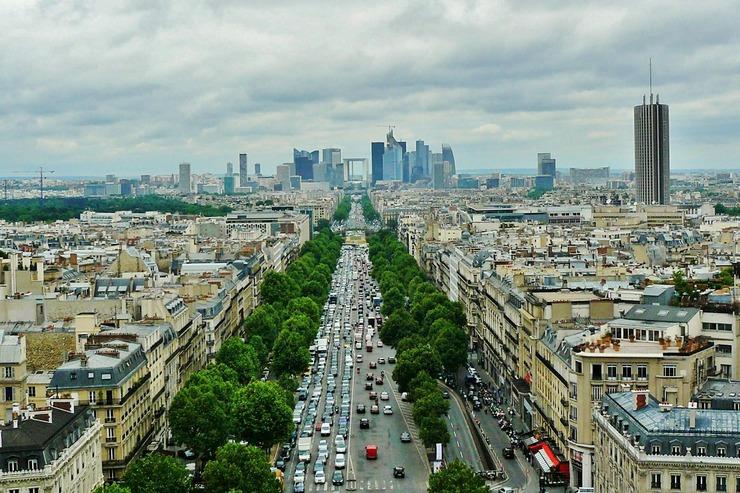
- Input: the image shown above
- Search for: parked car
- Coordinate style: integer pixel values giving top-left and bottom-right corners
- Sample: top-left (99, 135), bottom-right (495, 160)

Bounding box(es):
top-left (502, 447), bottom-right (515, 459)
top-left (400, 432), bottom-right (411, 443)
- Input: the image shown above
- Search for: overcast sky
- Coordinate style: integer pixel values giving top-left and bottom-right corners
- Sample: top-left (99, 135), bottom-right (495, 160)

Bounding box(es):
top-left (1, 0), bottom-right (739, 176)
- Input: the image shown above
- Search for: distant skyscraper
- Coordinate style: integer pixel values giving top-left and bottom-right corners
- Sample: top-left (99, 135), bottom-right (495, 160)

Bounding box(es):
top-left (289, 175), bottom-right (302, 191)
top-left (239, 154), bottom-right (248, 187)
top-left (635, 93), bottom-right (670, 204)
top-left (276, 164), bottom-right (292, 190)
top-left (140, 175), bottom-right (151, 185)
top-left (322, 148), bottom-right (342, 165)
top-left (226, 162), bottom-right (233, 176)
top-left (178, 163), bottom-right (191, 194)
top-left (431, 153), bottom-right (446, 189)
top-left (223, 175), bottom-right (235, 194)
top-left (294, 149), bottom-right (318, 180)
top-left (371, 142), bottom-right (384, 184)
top-left (105, 174), bottom-right (116, 183)
top-left (441, 144), bottom-right (456, 175)
top-left (382, 130), bottom-right (404, 181)
top-left (254, 163), bottom-right (261, 176)
top-left (415, 139), bottom-right (429, 177)
top-left (537, 153), bottom-right (556, 178)
top-left (313, 162), bottom-right (327, 182)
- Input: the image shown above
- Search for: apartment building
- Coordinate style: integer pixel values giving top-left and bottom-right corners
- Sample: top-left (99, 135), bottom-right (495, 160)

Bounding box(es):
top-left (593, 391), bottom-right (740, 493)
top-left (0, 399), bottom-right (103, 493)
top-left (48, 340), bottom-right (151, 481)
top-left (0, 330), bottom-right (27, 424)
top-left (567, 334), bottom-right (714, 488)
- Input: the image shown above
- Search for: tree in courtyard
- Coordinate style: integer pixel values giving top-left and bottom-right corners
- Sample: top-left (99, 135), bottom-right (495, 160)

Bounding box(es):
top-left (271, 329), bottom-right (311, 376)
top-left (203, 443), bottom-right (281, 493)
top-left (233, 380), bottom-right (293, 449)
top-left (122, 454), bottom-right (191, 493)
top-left (427, 460), bottom-right (489, 493)
top-left (215, 337), bottom-right (260, 384)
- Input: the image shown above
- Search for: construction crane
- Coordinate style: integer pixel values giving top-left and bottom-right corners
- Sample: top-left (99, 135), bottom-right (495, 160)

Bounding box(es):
top-left (14, 167), bottom-right (55, 204)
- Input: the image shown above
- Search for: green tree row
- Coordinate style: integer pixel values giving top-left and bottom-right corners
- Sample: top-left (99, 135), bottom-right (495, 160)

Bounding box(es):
top-left (333, 195), bottom-right (351, 221)
top-left (361, 193), bottom-right (380, 222)
top-left (715, 203), bottom-right (740, 216)
top-left (367, 229), bottom-right (469, 447)
top-left (0, 196), bottom-right (232, 223)
top-left (154, 226), bottom-right (341, 492)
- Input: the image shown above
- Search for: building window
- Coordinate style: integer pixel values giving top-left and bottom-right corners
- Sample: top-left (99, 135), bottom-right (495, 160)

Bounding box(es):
top-left (27, 458), bottom-right (38, 470)
top-left (651, 472), bottom-right (661, 489)
top-left (703, 322), bottom-right (732, 331)
top-left (605, 385), bottom-right (619, 394)
top-left (651, 444), bottom-right (661, 454)
top-left (7, 459), bottom-right (18, 472)
top-left (607, 365), bottom-right (617, 379)
top-left (569, 383), bottom-right (578, 399)
top-left (637, 365), bottom-right (648, 379)
top-left (3, 367), bottom-right (14, 378)
top-left (663, 365), bottom-right (677, 377)
top-left (5, 387), bottom-right (13, 401)
top-left (575, 361), bottom-right (582, 373)
top-left (591, 363), bottom-right (602, 380)
top-left (671, 444), bottom-right (681, 455)
top-left (734, 402), bottom-right (740, 411)
top-left (9, 489), bottom-right (19, 493)
top-left (717, 476), bottom-right (727, 492)
top-left (622, 365), bottom-right (633, 379)
top-left (108, 448), bottom-right (116, 461)
top-left (697, 445), bottom-right (707, 456)
top-left (28, 386), bottom-right (36, 398)
top-left (670, 474), bottom-right (681, 489)
top-left (718, 446), bottom-right (727, 457)
top-left (697, 475), bottom-right (707, 491)
top-left (569, 426), bottom-right (577, 441)
top-left (29, 488), bottom-right (39, 493)
top-left (591, 385), bottom-right (602, 402)
top-left (735, 476), bottom-right (740, 492)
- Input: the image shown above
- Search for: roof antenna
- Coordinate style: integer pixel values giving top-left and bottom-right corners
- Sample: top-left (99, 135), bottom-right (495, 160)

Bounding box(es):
top-left (649, 57), bottom-right (653, 95)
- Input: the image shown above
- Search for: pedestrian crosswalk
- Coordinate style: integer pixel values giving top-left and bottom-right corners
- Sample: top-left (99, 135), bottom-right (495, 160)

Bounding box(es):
top-left (305, 479), bottom-right (396, 491)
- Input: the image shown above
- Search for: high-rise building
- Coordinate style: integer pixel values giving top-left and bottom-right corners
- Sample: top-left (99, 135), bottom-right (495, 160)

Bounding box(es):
top-left (313, 162), bottom-right (327, 182)
top-left (635, 93), bottom-right (670, 204)
top-left (276, 164), bottom-right (292, 190)
top-left (239, 154), bottom-right (248, 187)
top-left (371, 142), bottom-right (384, 184)
top-left (382, 130), bottom-right (404, 181)
top-left (289, 175), bottom-right (302, 191)
top-left (223, 175), bottom-right (235, 194)
top-left (537, 152), bottom-right (556, 178)
top-left (441, 144), bottom-right (456, 176)
top-left (178, 163), bottom-right (191, 194)
top-left (254, 163), bottom-right (261, 176)
top-left (294, 149), bottom-right (319, 181)
top-left (322, 148), bottom-right (342, 165)
top-left (140, 175), bottom-right (151, 185)
top-left (226, 162), bottom-right (233, 176)
top-left (105, 174), bottom-right (116, 183)
top-left (432, 153), bottom-right (446, 189)
top-left (415, 140), bottom-right (429, 178)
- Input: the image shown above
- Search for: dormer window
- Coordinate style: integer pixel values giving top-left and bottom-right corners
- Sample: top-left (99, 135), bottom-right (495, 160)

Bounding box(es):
top-left (7, 459), bottom-right (18, 472)
top-left (27, 458), bottom-right (38, 470)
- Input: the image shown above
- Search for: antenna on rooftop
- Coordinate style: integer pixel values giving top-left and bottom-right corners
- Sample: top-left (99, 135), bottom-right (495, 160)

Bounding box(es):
top-left (649, 57), bottom-right (653, 96)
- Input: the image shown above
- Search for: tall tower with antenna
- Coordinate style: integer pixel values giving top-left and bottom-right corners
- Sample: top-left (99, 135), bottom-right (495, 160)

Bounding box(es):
top-left (634, 59), bottom-right (670, 205)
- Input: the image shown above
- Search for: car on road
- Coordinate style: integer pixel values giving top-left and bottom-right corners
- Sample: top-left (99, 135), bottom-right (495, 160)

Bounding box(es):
top-left (369, 391), bottom-right (378, 400)
top-left (502, 447), bottom-right (515, 459)
top-left (313, 460), bottom-right (324, 474)
top-left (442, 391), bottom-right (450, 399)
top-left (497, 488), bottom-right (515, 493)
top-left (377, 341), bottom-right (384, 348)
top-left (360, 418), bottom-right (370, 429)
top-left (356, 403), bottom-right (366, 414)
top-left (275, 458), bottom-right (286, 471)
top-left (314, 470), bottom-right (326, 484)
top-left (293, 469), bottom-right (305, 484)
top-left (335, 435), bottom-right (347, 453)
top-left (334, 453), bottom-right (346, 469)
top-left (380, 392), bottom-right (389, 401)
top-left (393, 466), bottom-right (405, 478)
top-left (378, 357), bottom-right (385, 364)
top-left (364, 381), bottom-right (373, 390)
top-left (369, 361), bottom-right (377, 369)
top-left (388, 356), bottom-right (396, 364)
top-left (366, 372), bottom-right (374, 381)
top-left (293, 481), bottom-right (305, 493)
top-left (320, 423), bottom-right (331, 436)
top-left (371, 405), bottom-right (380, 414)
top-left (400, 432), bottom-right (411, 443)
top-left (383, 405), bottom-right (393, 415)
top-left (365, 444), bottom-right (378, 459)
top-left (332, 470), bottom-right (344, 486)
top-left (318, 440), bottom-right (330, 456)
top-left (375, 376), bottom-right (384, 385)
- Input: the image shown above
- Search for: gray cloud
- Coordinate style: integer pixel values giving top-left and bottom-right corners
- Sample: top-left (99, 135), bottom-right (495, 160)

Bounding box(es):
top-left (1, 0), bottom-right (739, 175)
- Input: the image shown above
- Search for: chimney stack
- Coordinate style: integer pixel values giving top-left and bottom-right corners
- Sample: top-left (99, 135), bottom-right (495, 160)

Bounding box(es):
top-left (632, 389), bottom-right (648, 411)
top-left (688, 401), bottom-right (697, 429)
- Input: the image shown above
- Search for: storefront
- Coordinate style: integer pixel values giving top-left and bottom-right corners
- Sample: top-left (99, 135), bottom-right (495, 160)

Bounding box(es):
top-left (528, 441), bottom-right (569, 488)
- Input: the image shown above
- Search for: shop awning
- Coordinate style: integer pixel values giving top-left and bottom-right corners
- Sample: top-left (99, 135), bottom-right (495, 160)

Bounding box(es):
top-left (533, 450), bottom-right (552, 472)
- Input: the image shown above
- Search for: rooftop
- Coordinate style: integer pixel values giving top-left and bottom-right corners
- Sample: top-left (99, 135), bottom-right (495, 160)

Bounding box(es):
top-left (624, 304), bottom-right (699, 323)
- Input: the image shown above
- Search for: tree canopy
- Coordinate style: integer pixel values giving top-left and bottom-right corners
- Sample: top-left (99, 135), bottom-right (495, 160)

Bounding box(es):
top-left (233, 381), bottom-right (293, 449)
top-left (122, 453), bottom-right (191, 493)
top-left (203, 443), bottom-right (281, 493)
top-left (427, 460), bottom-right (489, 493)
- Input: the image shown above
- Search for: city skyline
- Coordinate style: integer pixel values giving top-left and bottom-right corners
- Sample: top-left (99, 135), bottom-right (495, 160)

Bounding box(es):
top-left (1, 2), bottom-right (739, 175)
